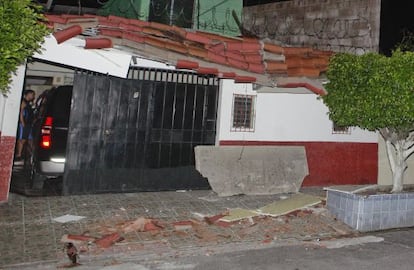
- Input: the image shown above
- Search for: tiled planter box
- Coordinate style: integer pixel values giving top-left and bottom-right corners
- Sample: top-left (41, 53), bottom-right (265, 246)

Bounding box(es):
top-left (326, 188), bottom-right (414, 232)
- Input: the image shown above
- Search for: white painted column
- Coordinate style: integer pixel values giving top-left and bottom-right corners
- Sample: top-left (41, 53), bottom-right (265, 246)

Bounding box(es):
top-left (0, 65), bottom-right (26, 136)
top-left (0, 64), bottom-right (26, 203)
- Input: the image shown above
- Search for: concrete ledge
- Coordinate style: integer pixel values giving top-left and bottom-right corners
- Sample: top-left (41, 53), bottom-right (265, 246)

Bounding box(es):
top-left (194, 146), bottom-right (309, 197)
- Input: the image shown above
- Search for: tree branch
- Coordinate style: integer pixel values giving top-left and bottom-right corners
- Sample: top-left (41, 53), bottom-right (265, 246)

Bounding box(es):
top-left (404, 146), bottom-right (414, 160)
top-left (403, 131), bottom-right (414, 159)
top-left (406, 131), bottom-right (414, 143)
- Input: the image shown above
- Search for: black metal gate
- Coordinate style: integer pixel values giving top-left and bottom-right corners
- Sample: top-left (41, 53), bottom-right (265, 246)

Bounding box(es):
top-left (63, 68), bottom-right (219, 194)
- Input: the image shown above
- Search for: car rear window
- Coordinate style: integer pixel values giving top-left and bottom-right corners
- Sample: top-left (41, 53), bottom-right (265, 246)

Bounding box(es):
top-left (47, 86), bottom-right (73, 125)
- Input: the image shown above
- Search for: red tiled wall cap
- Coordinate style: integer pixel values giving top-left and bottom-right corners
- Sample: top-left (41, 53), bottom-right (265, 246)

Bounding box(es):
top-left (277, 82), bottom-right (326, 96)
top-left (218, 72), bottom-right (237, 78)
top-left (234, 76), bottom-right (257, 83)
top-left (197, 67), bottom-right (219, 75)
top-left (176, 60), bottom-right (199, 70)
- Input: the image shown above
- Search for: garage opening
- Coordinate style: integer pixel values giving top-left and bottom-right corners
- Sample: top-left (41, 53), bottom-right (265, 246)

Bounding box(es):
top-left (63, 68), bottom-right (219, 194)
top-left (11, 60), bottom-right (76, 195)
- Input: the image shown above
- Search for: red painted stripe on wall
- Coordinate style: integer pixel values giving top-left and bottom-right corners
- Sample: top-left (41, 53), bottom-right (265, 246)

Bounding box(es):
top-left (219, 141), bottom-right (378, 187)
top-left (0, 135), bottom-right (15, 202)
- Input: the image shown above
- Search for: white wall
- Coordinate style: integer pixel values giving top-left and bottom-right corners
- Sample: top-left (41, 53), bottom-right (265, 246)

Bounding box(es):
top-left (217, 79), bottom-right (378, 143)
top-left (0, 65), bottom-right (26, 136)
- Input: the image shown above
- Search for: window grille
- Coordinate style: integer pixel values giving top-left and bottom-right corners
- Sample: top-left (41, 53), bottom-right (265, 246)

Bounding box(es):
top-left (231, 94), bottom-right (255, 132)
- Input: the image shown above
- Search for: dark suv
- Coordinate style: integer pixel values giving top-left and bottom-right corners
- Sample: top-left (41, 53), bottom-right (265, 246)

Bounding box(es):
top-left (31, 85), bottom-right (72, 189)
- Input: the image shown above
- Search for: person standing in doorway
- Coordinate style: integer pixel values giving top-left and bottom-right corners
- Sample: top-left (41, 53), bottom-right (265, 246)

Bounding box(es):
top-left (15, 89), bottom-right (35, 163)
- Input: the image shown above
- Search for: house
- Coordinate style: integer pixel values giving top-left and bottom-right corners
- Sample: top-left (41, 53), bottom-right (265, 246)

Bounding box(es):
top-left (0, 14), bottom-right (377, 201)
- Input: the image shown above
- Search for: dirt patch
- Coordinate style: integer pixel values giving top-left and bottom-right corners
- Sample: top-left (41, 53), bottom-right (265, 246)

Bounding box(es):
top-left (356, 185), bottom-right (414, 196)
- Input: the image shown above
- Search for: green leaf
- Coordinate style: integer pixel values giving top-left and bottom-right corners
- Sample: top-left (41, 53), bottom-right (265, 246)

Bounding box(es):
top-left (0, 0), bottom-right (51, 94)
top-left (322, 51), bottom-right (414, 133)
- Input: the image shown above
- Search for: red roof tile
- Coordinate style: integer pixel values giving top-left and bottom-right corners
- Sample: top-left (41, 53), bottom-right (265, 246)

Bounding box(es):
top-left (44, 14), bottom-right (333, 89)
top-left (176, 60), bottom-right (199, 70)
top-left (53, 25), bottom-right (83, 44)
top-left (197, 67), bottom-right (219, 75)
top-left (85, 38), bottom-right (112, 49)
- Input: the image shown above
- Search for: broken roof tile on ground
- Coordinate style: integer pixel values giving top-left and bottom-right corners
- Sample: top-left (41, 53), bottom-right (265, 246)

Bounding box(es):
top-left (0, 190), bottom-right (359, 267)
top-left (44, 14), bottom-right (333, 87)
top-left (257, 193), bottom-right (322, 217)
top-left (217, 193), bottom-right (323, 223)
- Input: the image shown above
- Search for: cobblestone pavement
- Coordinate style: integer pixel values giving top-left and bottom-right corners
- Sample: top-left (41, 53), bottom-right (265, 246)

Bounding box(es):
top-left (0, 188), bottom-right (355, 269)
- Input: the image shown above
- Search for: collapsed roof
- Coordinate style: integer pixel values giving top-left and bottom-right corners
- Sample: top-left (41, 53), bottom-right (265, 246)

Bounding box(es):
top-left (44, 14), bottom-right (332, 94)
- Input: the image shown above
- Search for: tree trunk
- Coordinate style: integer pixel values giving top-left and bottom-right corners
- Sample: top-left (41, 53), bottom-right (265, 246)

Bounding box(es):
top-left (381, 129), bottom-right (409, 193)
top-left (392, 161), bottom-right (404, 193)
top-left (390, 141), bottom-right (407, 193)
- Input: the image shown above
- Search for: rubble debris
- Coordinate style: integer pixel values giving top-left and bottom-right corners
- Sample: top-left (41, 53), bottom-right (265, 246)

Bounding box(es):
top-left (173, 220), bottom-right (195, 231)
top-left (191, 212), bottom-right (206, 221)
top-left (52, 192), bottom-right (351, 256)
top-left (53, 214), bottom-right (86, 223)
top-left (219, 208), bottom-right (259, 223)
top-left (257, 193), bottom-right (322, 217)
top-left (95, 233), bottom-right (124, 248)
top-left (287, 209), bottom-right (313, 218)
top-left (64, 242), bottom-right (79, 265)
top-left (238, 223), bottom-right (259, 237)
top-left (121, 217), bottom-right (164, 233)
top-left (214, 220), bottom-right (236, 228)
top-left (67, 234), bottom-right (96, 242)
top-left (193, 225), bottom-right (219, 242)
top-left (204, 213), bottom-right (228, 225)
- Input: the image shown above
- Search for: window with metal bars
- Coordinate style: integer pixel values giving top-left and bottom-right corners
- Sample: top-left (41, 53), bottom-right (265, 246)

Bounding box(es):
top-left (332, 122), bottom-right (351, 134)
top-left (231, 94), bottom-right (255, 132)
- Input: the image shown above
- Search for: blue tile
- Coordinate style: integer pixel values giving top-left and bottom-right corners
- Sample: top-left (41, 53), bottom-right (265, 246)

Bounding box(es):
top-left (381, 198), bottom-right (391, 213)
top-left (397, 211), bottom-right (407, 224)
top-left (408, 210), bottom-right (414, 225)
top-left (351, 213), bottom-right (357, 228)
top-left (380, 213), bottom-right (390, 230)
top-left (337, 209), bottom-right (345, 220)
top-left (357, 215), bottom-right (372, 232)
top-left (340, 196), bottom-right (346, 210)
top-left (406, 193), bottom-right (414, 199)
top-left (363, 200), bottom-right (373, 214)
top-left (372, 213), bottom-right (381, 229)
top-left (407, 198), bottom-right (414, 210)
top-left (390, 198), bottom-right (399, 211)
top-left (398, 198), bottom-right (407, 211)
top-left (399, 194), bottom-right (407, 200)
top-left (346, 198), bottom-right (354, 212)
top-left (373, 196), bottom-right (382, 212)
top-left (353, 199), bottom-right (359, 214)
top-left (344, 214), bottom-right (352, 226)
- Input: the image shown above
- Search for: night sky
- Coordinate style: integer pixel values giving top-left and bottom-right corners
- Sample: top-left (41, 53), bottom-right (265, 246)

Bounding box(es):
top-left (380, 0), bottom-right (414, 54)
